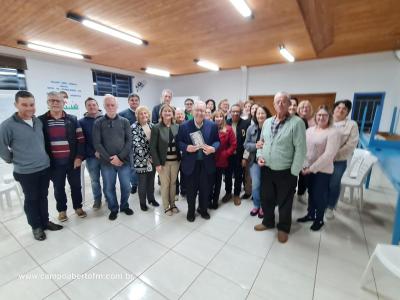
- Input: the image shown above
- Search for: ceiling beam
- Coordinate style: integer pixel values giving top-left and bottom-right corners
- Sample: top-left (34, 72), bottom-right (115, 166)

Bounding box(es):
top-left (296, 0), bottom-right (334, 55)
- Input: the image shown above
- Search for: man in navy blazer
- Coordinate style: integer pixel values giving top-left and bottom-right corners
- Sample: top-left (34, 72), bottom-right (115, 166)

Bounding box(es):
top-left (177, 101), bottom-right (220, 222)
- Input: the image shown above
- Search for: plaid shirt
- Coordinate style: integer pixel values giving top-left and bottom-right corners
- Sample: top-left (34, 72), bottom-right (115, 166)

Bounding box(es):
top-left (271, 115), bottom-right (289, 137)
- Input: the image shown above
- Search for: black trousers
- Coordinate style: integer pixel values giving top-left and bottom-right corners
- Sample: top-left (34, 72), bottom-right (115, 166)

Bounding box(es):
top-left (307, 172), bottom-right (331, 222)
top-left (297, 172), bottom-right (308, 196)
top-left (260, 167), bottom-right (297, 233)
top-left (176, 168), bottom-right (187, 195)
top-left (209, 167), bottom-right (225, 205)
top-left (13, 168), bottom-right (50, 229)
top-left (137, 169), bottom-right (156, 206)
top-left (225, 153), bottom-right (243, 196)
top-left (186, 160), bottom-right (214, 217)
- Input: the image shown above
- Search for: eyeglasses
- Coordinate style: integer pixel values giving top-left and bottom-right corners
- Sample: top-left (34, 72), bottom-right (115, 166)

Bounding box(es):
top-left (231, 111), bottom-right (241, 115)
top-left (48, 99), bottom-right (63, 104)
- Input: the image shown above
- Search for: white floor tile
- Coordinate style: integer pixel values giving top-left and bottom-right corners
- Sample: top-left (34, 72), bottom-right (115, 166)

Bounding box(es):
top-left (207, 244), bottom-right (264, 290)
top-left (140, 251), bottom-right (202, 300)
top-left (0, 224), bottom-right (22, 258)
top-left (44, 290), bottom-right (69, 300)
top-left (145, 221), bottom-right (193, 248)
top-left (113, 278), bottom-right (167, 300)
top-left (0, 249), bottom-right (38, 285)
top-left (62, 258), bottom-right (134, 300)
top-left (181, 269), bottom-right (249, 300)
top-left (196, 216), bottom-right (241, 242)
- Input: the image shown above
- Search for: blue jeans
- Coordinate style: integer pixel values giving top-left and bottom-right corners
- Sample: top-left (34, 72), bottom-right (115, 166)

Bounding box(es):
top-left (101, 163), bottom-right (131, 213)
top-left (328, 160), bottom-right (347, 209)
top-left (85, 157), bottom-right (103, 203)
top-left (250, 163), bottom-right (261, 208)
top-left (131, 168), bottom-right (138, 188)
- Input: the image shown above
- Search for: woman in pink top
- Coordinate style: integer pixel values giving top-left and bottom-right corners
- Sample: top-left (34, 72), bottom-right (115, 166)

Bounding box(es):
top-left (297, 105), bottom-right (340, 231)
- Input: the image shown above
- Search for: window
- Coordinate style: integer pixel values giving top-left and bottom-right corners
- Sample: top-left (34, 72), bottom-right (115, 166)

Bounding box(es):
top-left (0, 68), bottom-right (27, 90)
top-left (92, 69), bottom-right (133, 97)
top-left (352, 92), bottom-right (385, 132)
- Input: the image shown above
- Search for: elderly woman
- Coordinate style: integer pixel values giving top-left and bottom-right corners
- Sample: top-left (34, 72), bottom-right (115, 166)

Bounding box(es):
top-left (131, 106), bottom-right (159, 211)
top-left (150, 104), bottom-right (180, 216)
top-left (209, 110), bottom-right (237, 209)
top-left (175, 107), bottom-right (186, 125)
top-left (218, 99), bottom-right (230, 119)
top-left (298, 100), bottom-right (315, 127)
top-left (326, 100), bottom-right (359, 219)
top-left (243, 106), bottom-right (271, 218)
top-left (297, 105), bottom-right (340, 231)
top-left (205, 108), bottom-right (213, 120)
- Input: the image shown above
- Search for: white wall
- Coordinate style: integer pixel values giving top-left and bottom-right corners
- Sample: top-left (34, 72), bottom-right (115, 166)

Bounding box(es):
top-left (0, 45), bottom-right (166, 121)
top-left (168, 51), bottom-right (400, 132)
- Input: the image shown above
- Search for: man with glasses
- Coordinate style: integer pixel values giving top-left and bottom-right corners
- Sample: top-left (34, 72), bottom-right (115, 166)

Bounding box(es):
top-left (223, 103), bottom-right (251, 206)
top-left (39, 91), bottom-right (86, 222)
top-left (184, 98), bottom-right (194, 120)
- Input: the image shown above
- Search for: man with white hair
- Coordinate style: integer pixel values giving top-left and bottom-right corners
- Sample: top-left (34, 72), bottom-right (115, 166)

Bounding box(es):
top-left (152, 89), bottom-right (173, 123)
top-left (254, 91), bottom-right (306, 243)
top-left (177, 101), bottom-right (220, 222)
top-left (93, 95), bottom-right (134, 220)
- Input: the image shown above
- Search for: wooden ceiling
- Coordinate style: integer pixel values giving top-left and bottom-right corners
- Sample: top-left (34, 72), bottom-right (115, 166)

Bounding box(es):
top-left (1, 0), bottom-right (399, 75)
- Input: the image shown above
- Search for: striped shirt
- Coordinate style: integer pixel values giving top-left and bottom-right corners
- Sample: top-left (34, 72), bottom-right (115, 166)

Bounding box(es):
top-left (166, 128), bottom-right (178, 161)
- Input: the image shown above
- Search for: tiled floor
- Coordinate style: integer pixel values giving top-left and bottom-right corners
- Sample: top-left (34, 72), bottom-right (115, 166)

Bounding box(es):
top-left (0, 164), bottom-right (399, 300)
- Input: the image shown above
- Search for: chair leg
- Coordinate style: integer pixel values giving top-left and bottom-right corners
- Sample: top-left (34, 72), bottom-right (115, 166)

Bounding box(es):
top-left (339, 186), bottom-right (346, 203)
top-left (350, 187), bottom-right (354, 204)
top-left (361, 248), bottom-right (377, 288)
top-left (360, 186), bottom-right (364, 210)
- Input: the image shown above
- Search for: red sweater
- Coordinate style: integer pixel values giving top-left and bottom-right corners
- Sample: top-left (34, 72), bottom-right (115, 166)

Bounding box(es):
top-left (216, 125), bottom-right (237, 168)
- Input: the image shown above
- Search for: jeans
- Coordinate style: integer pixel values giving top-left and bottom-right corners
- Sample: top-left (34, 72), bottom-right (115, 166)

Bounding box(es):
top-left (250, 163), bottom-right (261, 208)
top-left (50, 164), bottom-right (83, 212)
top-left (101, 163), bottom-right (131, 213)
top-left (307, 172), bottom-right (332, 222)
top-left (85, 157), bottom-right (103, 203)
top-left (328, 160), bottom-right (348, 209)
top-left (13, 168), bottom-right (50, 229)
top-left (130, 168), bottom-right (138, 188)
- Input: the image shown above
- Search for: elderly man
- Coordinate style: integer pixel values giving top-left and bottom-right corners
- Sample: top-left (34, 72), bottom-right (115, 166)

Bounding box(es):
top-left (152, 89), bottom-right (173, 124)
top-left (254, 91), bottom-right (306, 243)
top-left (39, 91), bottom-right (86, 222)
top-left (93, 95), bottom-right (134, 220)
top-left (177, 101), bottom-right (220, 222)
top-left (0, 91), bottom-right (63, 241)
top-left (184, 98), bottom-right (194, 120)
top-left (119, 93), bottom-right (140, 194)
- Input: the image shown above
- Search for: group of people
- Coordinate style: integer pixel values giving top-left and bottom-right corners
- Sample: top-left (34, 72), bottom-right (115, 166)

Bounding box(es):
top-left (0, 88), bottom-right (358, 243)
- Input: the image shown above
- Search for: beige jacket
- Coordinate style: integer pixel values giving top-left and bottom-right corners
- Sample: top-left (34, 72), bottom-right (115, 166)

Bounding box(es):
top-left (334, 119), bottom-right (359, 161)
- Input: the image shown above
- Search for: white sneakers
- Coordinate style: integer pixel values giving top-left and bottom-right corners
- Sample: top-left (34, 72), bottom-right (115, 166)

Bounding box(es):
top-left (325, 208), bottom-right (335, 220)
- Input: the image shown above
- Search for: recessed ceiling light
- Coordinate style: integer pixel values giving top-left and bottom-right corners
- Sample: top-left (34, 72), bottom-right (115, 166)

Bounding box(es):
top-left (67, 12), bottom-right (148, 46)
top-left (143, 67), bottom-right (170, 77)
top-left (18, 41), bottom-right (87, 60)
top-left (230, 0), bottom-right (252, 18)
top-left (194, 59), bottom-right (220, 71)
top-left (279, 45), bottom-right (295, 62)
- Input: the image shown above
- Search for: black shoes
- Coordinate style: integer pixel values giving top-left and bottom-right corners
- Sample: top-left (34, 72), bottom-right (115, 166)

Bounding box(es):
top-left (221, 193), bottom-right (232, 203)
top-left (109, 211), bottom-right (118, 220)
top-left (209, 203), bottom-right (219, 210)
top-left (122, 208), bottom-right (134, 215)
top-left (32, 228), bottom-right (46, 241)
top-left (197, 208), bottom-right (210, 220)
top-left (149, 200), bottom-right (160, 207)
top-left (45, 221), bottom-right (63, 231)
top-left (297, 215), bottom-right (315, 223)
top-left (140, 204), bottom-right (148, 211)
top-left (241, 193), bottom-right (251, 199)
top-left (310, 221), bottom-right (324, 231)
top-left (130, 186), bottom-right (137, 194)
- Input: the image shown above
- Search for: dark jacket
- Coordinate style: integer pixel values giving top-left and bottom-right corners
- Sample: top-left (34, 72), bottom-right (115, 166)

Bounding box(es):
top-left (79, 111), bottom-right (103, 159)
top-left (92, 114), bottom-right (132, 165)
top-left (243, 123), bottom-right (261, 167)
top-left (177, 119), bottom-right (220, 175)
top-left (150, 122), bottom-right (180, 166)
top-left (151, 104), bottom-right (162, 124)
top-left (227, 118), bottom-right (250, 157)
top-left (39, 111), bottom-right (85, 166)
top-left (119, 108), bottom-right (136, 125)
top-left (131, 122), bottom-right (153, 173)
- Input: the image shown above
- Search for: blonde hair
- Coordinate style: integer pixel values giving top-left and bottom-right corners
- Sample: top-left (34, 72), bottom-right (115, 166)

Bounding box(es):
top-left (297, 100), bottom-right (314, 117)
top-left (135, 105), bottom-right (151, 121)
top-left (159, 103), bottom-right (176, 124)
top-left (212, 110), bottom-right (227, 130)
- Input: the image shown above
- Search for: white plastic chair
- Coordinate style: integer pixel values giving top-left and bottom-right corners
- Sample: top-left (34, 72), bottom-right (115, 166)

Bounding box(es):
top-left (3, 173), bottom-right (23, 199)
top-left (339, 149), bottom-right (378, 209)
top-left (360, 244), bottom-right (400, 288)
top-left (0, 182), bottom-right (23, 209)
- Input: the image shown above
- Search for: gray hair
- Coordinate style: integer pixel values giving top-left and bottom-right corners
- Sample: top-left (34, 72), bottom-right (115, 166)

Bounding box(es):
top-left (47, 91), bottom-right (61, 99)
top-left (175, 107), bottom-right (184, 113)
top-left (194, 100), bottom-right (206, 110)
top-left (103, 94), bottom-right (117, 105)
top-left (274, 91), bottom-right (291, 103)
top-left (160, 89), bottom-right (173, 102)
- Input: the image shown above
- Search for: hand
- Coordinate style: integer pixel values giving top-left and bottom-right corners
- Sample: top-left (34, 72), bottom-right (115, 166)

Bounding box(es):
top-left (110, 155), bottom-right (123, 166)
top-left (202, 144), bottom-right (215, 155)
top-left (73, 158), bottom-right (82, 169)
top-left (302, 167), bottom-right (311, 175)
top-left (95, 151), bottom-right (100, 159)
top-left (257, 157), bottom-right (265, 167)
top-left (241, 159), bottom-right (248, 168)
top-left (187, 145), bottom-right (199, 153)
top-left (156, 165), bottom-right (162, 173)
top-left (256, 141), bottom-right (264, 149)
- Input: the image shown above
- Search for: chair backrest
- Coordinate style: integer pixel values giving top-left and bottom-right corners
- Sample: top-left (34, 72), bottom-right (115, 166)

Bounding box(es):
top-left (346, 149), bottom-right (378, 185)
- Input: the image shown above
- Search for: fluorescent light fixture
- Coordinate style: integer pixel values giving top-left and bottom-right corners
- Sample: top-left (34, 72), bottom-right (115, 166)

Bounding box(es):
top-left (0, 68), bottom-right (17, 76)
top-left (144, 67), bottom-right (170, 77)
top-left (19, 41), bottom-right (85, 59)
top-left (279, 45), bottom-right (295, 62)
top-left (17, 74), bottom-right (25, 78)
top-left (67, 12), bottom-right (148, 46)
top-left (230, 0), bottom-right (252, 18)
top-left (195, 59), bottom-right (220, 71)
